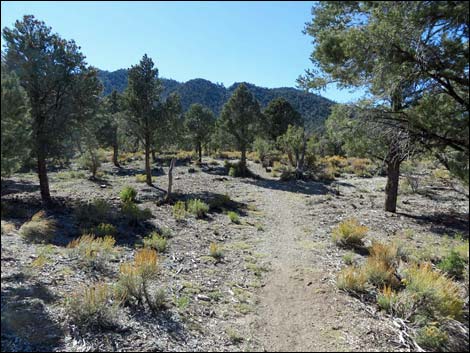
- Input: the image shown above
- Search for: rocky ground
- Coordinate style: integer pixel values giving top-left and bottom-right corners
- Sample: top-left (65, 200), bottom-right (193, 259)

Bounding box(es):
top-left (1, 156), bottom-right (468, 352)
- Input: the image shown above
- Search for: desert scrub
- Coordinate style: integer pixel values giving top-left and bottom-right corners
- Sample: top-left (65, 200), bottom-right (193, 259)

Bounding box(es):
top-left (342, 252), bottom-right (355, 265)
top-left (403, 263), bottom-right (464, 320)
top-left (135, 174), bottom-right (155, 183)
top-left (209, 242), bottom-right (224, 261)
top-left (19, 211), bottom-right (57, 243)
top-left (187, 199), bottom-right (209, 218)
top-left (90, 223), bottom-right (117, 237)
top-left (227, 211), bottom-right (240, 224)
top-left (336, 266), bottom-right (368, 293)
top-left (172, 201), bottom-right (187, 220)
top-left (67, 234), bottom-right (117, 270)
top-left (117, 248), bottom-right (164, 312)
top-left (66, 283), bottom-right (121, 330)
top-left (437, 250), bottom-right (467, 279)
top-left (74, 198), bottom-right (111, 226)
top-left (120, 186), bottom-right (137, 203)
top-left (121, 201), bottom-right (152, 225)
top-left (143, 232), bottom-right (168, 253)
top-left (416, 325), bottom-right (448, 351)
top-left (331, 218), bottom-right (368, 247)
top-left (369, 242), bottom-right (401, 268)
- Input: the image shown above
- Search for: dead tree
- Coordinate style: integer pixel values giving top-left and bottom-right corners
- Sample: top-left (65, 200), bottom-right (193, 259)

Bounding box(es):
top-left (165, 158), bottom-right (176, 203)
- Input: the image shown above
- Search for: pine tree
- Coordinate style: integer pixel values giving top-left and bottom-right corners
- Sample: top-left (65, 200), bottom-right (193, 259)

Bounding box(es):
top-left (2, 15), bottom-right (102, 204)
top-left (219, 84), bottom-right (263, 176)
top-left (184, 103), bottom-right (216, 163)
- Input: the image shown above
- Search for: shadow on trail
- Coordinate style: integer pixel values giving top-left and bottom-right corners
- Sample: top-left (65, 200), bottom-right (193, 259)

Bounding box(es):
top-left (241, 177), bottom-right (332, 196)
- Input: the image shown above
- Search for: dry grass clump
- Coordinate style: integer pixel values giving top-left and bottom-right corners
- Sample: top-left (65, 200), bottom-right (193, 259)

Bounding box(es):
top-left (209, 242), bottom-right (224, 261)
top-left (66, 282), bottom-right (121, 330)
top-left (331, 218), bottom-right (368, 247)
top-left (117, 248), bottom-right (166, 312)
top-left (19, 211), bottom-right (57, 243)
top-left (337, 266), bottom-right (368, 293)
top-left (67, 234), bottom-right (117, 270)
top-left (143, 232), bottom-right (168, 253)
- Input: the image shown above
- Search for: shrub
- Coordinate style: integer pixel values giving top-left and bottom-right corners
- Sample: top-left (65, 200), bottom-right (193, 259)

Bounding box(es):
top-left (120, 186), bottom-right (137, 203)
top-left (349, 158), bottom-right (373, 177)
top-left (331, 218), bottom-right (368, 247)
top-left (437, 250), bottom-right (466, 279)
top-left (93, 223), bottom-right (117, 237)
top-left (363, 257), bottom-right (397, 287)
top-left (279, 167), bottom-right (297, 181)
top-left (342, 252), bottom-right (355, 265)
top-left (74, 199), bottom-right (111, 226)
top-left (19, 211), bottom-right (56, 243)
top-left (66, 283), bottom-right (120, 330)
top-left (187, 199), bottom-right (209, 218)
top-left (78, 148), bottom-right (106, 178)
top-left (121, 201), bottom-right (152, 225)
top-left (227, 211), bottom-right (240, 224)
top-left (209, 242), bottom-right (224, 261)
top-left (135, 174), bottom-right (148, 183)
top-left (377, 285), bottom-right (398, 312)
top-left (117, 248), bottom-right (162, 312)
top-left (337, 266), bottom-right (368, 293)
top-left (172, 201), bottom-right (187, 220)
top-left (416, 325), bottom-right (448, 351)
top-left (67, 234), bottom-right (117, 270)
top-left (369, 242), bottom-right (400, 268)
top-left (143, 232), bottom-right (168, 253)
top-left (403, 263), bottom-right (464, 320)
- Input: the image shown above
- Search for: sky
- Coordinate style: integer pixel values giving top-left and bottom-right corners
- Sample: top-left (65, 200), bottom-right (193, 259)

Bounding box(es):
top-left (1, 1), bottom-right (366, 103)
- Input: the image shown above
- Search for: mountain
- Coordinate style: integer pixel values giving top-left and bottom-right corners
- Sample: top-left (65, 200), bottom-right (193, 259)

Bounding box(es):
top-left (97, 69), bottom-right (334, 127)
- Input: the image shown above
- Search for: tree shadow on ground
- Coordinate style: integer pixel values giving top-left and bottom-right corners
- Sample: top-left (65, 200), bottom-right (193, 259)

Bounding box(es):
top-left (397, 211), bottom-right (469, 238)
top-left (241, 177), bottom-right (332, 196)
top-left (1, 179), bottom-right (40, 196)
top-left (171, 191), bottom-right (249, 217)
top-left (1, 285), bottom-right (63, 352)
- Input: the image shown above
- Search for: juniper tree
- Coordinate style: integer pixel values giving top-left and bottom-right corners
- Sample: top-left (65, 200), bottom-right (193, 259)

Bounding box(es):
top-left (184, 103), bottom-right (216, 163)
top-left (2, 15), bottom-right (102, 204)
top-left (299, 1), bottom-right (469, 211)
top-left (219, 84), bottom-right (263, 176)
top-left (264, 98), bottom-right (302, 142)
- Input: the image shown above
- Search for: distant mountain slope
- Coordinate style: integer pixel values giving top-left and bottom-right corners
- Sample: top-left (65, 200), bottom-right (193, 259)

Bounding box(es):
top-left (97, 69), bottom-right (334, 127)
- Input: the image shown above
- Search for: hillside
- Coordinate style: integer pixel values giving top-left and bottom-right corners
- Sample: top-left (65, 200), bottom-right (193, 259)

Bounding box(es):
top-left (97, 70), bottom-right (334, 127)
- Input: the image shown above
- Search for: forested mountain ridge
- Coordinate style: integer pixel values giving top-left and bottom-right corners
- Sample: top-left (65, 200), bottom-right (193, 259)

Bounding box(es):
top-left (97, 69), bottom-right (333, 127)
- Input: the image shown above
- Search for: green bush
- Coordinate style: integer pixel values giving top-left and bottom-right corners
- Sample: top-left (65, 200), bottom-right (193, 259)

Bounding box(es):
top-left (187, 199), bottom-right (209, 218)
top-left (227, 211), bottom-right (240, 224)
top-left (120, 186), bottom-right (137, 203)
top-left (74, 198), bottom-right (112, 226)
top-left (93, 223), bottom-right (117, 237)
top-left (172, 201), bottom-right (186, 220)
top-left (121, 201), bottom-right (152, 225)
top-left (416, 325), bottom-right (448, 351)
top-left (143, 232), bottom-right (168, 253)
top-left (437, 250), bottom-right (466, 279)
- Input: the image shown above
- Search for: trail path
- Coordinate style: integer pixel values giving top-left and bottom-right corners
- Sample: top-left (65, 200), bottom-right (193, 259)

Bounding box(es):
top-left (241, 172), bottom-right (396, 352)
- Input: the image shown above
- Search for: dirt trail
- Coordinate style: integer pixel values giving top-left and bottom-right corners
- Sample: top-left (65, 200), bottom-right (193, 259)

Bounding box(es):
top-left (245, 177), bottom-right (396, 352)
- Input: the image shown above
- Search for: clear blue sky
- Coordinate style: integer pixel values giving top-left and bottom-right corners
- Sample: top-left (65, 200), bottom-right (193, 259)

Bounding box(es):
top-left (1, 1), bottom-right (365, 103)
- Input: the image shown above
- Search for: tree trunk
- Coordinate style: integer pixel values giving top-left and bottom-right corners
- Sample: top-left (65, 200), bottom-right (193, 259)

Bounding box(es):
top-left (37, 145), bottom-right (51, 205)
top-left (198, 141), bottom-right (202, 163)
top-left (384, 150), bottom-right (401, 213)
top-left (145, 138), bottom-right (152, 186)
top-left (240, 147), bottom-right (247, 176)
top-left (112, 142), bottom-right (120, 168)
top-left (296, 137), bottom-right (307, 179)
top-left (165, 158), bottom-right (176, 203)
top-left (151, 148), bottom-right (156, 163)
